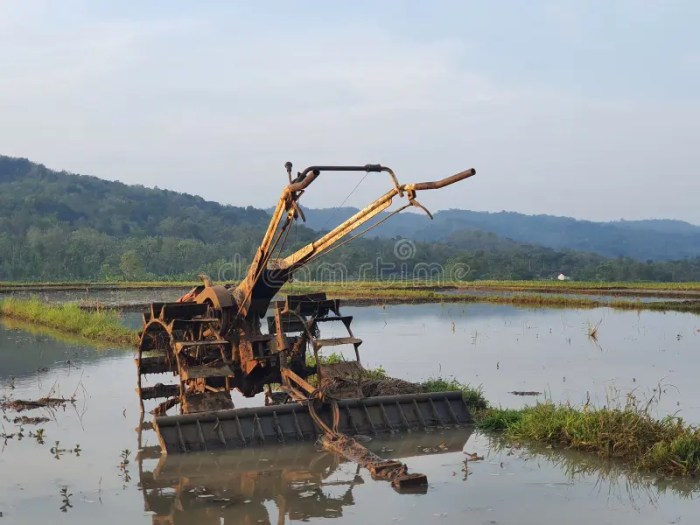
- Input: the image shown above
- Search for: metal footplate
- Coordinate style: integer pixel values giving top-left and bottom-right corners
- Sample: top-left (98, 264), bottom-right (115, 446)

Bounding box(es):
top-left (154, 391), bottom-right (471, 454)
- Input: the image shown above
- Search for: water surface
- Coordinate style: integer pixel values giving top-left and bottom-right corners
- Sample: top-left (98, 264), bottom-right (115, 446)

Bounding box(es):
top-left (1, 303), bottom-right (699, 524)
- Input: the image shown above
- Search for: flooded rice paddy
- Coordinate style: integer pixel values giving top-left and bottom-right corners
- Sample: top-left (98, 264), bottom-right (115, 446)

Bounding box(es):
top-left (0, 286), bottom-right (189, 309)
top-left (436, 287), bottom-right (697, 303)
top-left (1, 300), bottom-right (699, 524)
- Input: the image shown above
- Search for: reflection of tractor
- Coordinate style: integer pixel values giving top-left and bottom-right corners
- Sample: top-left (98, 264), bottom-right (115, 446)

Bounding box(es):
top-left (136, 163), bottom-right (476, 489)
top-left (139, 444), bottom-right (361, 525)
top-left (137, 428), bottom-right (474, 525)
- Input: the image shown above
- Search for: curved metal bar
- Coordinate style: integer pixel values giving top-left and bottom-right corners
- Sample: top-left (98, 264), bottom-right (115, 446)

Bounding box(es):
top-left (293, 165), bottom-right (401, 193)
top-left (299, 164), bottom-right (384, 177)
top-left (403, 168), bottom-right (476, 191)
top-left (288, 169), bottom-right (320, 192)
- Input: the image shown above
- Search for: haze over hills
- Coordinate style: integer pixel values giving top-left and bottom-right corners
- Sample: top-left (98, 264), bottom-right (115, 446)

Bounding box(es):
top-left (1, 154), bottom-right (699, 282)
top-left (301, 208), bottom-right (700, 262)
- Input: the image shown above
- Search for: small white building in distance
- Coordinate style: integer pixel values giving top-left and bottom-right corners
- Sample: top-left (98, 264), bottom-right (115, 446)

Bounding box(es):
top-left (557, 273), bottom-right (571, 281)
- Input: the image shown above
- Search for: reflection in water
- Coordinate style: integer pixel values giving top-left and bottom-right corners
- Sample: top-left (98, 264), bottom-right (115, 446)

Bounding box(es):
top-left (0, 318), bottom-right (133, 382)
top-left (136, 427), bottom-right (473, 525)
top-left (0, 319), bottom-right (129, 380)
top-left (139, 447), bottom-right (359, 524)
top-left (59, 486), bottom-right (73, 513)
top-left (2, 304), bottom-right (700, 524)
top-left (135, 425), bottom-right (700, 525)
top-left (487, 434), bottom-right (700, 504)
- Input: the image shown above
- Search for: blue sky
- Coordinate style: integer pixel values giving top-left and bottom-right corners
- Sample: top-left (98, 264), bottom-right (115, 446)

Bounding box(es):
top-left (1, 1), bottom-right (698, 223)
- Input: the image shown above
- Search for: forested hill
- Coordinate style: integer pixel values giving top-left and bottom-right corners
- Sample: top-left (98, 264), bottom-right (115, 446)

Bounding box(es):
top-left (0, 155), bottom-right (297, 280)
top-left (0, 155), bottom-right (270, 240)
top-left (301, 208), bottom-right (700, 262)
top-left (1, 155), bottom-right (699, 282)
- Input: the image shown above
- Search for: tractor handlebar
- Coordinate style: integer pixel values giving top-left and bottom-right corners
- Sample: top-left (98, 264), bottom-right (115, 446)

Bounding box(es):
top-left (287, 163), bottom-right (476, 194)
top-left (287, 164), bottom-right (400, 192)
top-left (405, 168), bottom-right (476, 191)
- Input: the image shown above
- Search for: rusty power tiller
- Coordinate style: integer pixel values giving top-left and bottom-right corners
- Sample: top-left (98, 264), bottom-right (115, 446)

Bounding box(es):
top-left (136, 162), bottom-right (476, 490)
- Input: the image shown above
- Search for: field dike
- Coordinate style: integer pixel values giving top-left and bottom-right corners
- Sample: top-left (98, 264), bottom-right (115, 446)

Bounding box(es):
top-left (0, 297), bottom-right (137, 345)
top-left (3, 280), bottom-right (700, 313)
top-left (282, 282), bottom-right (700, 313)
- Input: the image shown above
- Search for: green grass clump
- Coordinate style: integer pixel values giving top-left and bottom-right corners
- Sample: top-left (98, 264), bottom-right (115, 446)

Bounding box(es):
top-left (305, 351), bottom-right (344, 368)
top-left (0, 297), bottom-right (137, 345)
top-left (420, 377), bottom-right (488, 410)
top-left (362, 365), bottom-right (388, 381)
top-left (478, 401), bottom-right (700, 477)
top-left (307, 351), bottom-right (388, 380)
top-left (476, 408), bottom-right (524, 431)
top-left (641, 433), bottom-right (700, 475)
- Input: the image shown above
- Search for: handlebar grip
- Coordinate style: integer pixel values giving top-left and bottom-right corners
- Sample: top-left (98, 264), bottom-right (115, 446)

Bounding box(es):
top-left (409, 168), bottom-right (476, 191)
top-left (288, 169), bottom-right (320, 192)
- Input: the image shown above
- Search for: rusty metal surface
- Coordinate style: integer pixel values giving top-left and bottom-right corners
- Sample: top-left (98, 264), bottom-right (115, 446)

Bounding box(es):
top-left (405, 167), bottom-right (476, 191)
top-left (321, 434), bottom-right (427, 491)
top-left (153, 391), bottom-right (471, 453)
top-left (135, 161), bottom-right (476, 489)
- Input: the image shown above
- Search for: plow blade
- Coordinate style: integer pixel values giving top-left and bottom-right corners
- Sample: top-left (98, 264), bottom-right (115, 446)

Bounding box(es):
top-left (154, 391), bottom-right (472, 454)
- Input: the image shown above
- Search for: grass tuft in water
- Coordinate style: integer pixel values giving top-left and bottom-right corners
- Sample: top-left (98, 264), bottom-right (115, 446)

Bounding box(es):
top-left (420, 377), bottom-right (488, 410)
top-left (0, 297), bottom-right (137, 345)
top-left (476, 408), bottom-right (523, 431)
top-left (477, 396), bottom-right (700, 477)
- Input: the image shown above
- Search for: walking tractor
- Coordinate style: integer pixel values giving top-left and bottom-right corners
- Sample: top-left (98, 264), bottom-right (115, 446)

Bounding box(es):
top-left (136, 162), bottom-right (476, 490)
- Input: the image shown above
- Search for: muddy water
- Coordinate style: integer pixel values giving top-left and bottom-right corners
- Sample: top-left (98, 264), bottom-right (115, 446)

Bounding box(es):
top-left (1, 303), bottom-right (700, 524)
top-left (324, 304), bottom-right (700, 422)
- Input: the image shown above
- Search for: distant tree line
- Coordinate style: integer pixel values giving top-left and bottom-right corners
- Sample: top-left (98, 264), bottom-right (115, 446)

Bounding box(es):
top-left (2, 225), bottom-right (699, 282)
top-left (1, 155), bottom-right (699, 282)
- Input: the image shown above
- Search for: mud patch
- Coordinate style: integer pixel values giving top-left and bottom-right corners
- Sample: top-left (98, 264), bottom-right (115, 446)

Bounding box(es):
top-left (320, 373), bottom-right (427, 399)
top-left (509, 391), bottom-right (542, 397)
top-left (12, 415), bottom-right (51, 425)
top-left (1, 396), bottom-right (75, 412)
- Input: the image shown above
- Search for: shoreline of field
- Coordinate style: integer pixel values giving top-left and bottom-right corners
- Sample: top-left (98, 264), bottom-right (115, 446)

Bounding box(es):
top-left (3, 279), bottom-right (700, 295)
top-left (0, 297), bottom-right (137, 345)
top-left (3, 280), bottom-right (700, 313)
